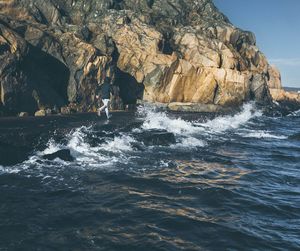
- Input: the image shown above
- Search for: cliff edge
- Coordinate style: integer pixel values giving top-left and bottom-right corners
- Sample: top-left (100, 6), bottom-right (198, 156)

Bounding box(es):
top-left (0, 0), bottom-right (284, 115)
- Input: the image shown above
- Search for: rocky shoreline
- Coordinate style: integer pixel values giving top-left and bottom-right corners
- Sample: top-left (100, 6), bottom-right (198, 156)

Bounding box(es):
top-left (0, 0), bottom-right (299, 117)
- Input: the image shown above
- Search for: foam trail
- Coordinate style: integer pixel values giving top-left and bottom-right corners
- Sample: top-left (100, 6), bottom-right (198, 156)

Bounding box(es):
top-left (287, 109), bottom-right (300, 117)
top-left (0, 164), bottom-right (30, 174)
top-left (238, 130), bottom-right (287, 139)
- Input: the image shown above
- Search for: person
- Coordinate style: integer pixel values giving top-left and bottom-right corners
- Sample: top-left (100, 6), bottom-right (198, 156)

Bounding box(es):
top-left (96, 77), bottom-right (112, 119)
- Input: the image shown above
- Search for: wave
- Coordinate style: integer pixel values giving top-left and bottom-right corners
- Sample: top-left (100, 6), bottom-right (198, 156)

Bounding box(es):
top-left (0, 102), bottom-right (268, 173)
top-left (287, 109), bottom-right (300, 117)
top-left (237, 130), bottom-right (287, 139)
top-left (195, 103), bottom-right (262, 133)
top-left (139, 102), bottom-right (261, 135)
top-left (138, 105), bottom-right (203, 135)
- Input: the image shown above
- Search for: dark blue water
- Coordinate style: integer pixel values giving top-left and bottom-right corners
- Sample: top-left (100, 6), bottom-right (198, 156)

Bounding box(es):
top-left (0, 103), bottom-right (300, 251)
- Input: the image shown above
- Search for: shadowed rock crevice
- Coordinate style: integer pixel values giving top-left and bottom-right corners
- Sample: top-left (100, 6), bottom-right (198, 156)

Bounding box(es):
top-left (115, 68), bottom-right (144, 105)
top-left (21, 44), bottom-right (69, 106)
top-left (158, 34), bottom-right (174, 55)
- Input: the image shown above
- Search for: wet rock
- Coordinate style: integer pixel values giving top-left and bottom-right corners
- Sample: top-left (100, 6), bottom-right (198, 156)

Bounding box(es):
top-left (136, 129), bottom-right (176, 146)
top-left (19, 112), bottom-right (29, 117)
top-left (267, 65), bottom-right (282, 89)
top-left (34, 109), bottom-right (46, 117)
top-left (168, 102), bottom-right (226, 113)
top-left (43, 149), bottom-right (74, 162)
top-left (60, 106), bottom-right (71, 115)
top-left (270, 89), bottom-right (300, 103)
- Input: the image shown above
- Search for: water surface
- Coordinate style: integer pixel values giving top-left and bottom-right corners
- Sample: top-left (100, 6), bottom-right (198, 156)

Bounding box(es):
top-left (0, 104), bottom-right (299, 250)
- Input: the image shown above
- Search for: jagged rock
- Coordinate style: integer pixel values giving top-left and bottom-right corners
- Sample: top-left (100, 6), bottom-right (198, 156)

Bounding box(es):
top-left (42, 149), bottom-right (74, 161)
top-left (270, 88), bottom-right (300, 104)
top-left (136, 129), bottom-right (176, 146)
top-left (267, 65), bottom-right (282, 89)
top-left (0, 0), bottom-right (283, 116)
top-left (249, 74), bottom-right (272, 105)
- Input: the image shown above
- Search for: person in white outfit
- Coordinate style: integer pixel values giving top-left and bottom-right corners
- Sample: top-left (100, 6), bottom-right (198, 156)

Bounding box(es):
top-left (98, 98), bottom-right (110, 118)
top-left (96, 77), bottom-right (112, 119)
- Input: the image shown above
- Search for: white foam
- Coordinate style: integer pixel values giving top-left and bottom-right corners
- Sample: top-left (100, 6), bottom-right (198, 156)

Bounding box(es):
top-left (139, 102), bottom-right (261, 136)
top-left (138, 105), bottom-right (203, 136)
top-left (174, 137), bottom-right (206, 148)
top-left (1, 102), bottom-right (267, 174)
top-left (196, 103), bottom-right (262, 133)
top-left (41, 139), bottom-right (62, 155)
top-left (66, 127), bottom-right (118, 165)
top-left (287, 109), bottom-right (300, 117)
top-left (99, 134), bottom-right (136, 153)
top-left (0, 164), bottom-right (29, 174)
top-left (238, 130), bottom-right (287, 139)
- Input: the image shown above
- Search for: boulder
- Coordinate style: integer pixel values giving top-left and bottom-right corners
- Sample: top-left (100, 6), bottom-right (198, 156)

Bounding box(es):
top-left (135, 129), bottom-right (176, 146)
top-left (42, 149), bottom-right (74, 162)
top-left (60, 106), bottom-right (71, 115)
top-left (34, 109), bottom-right (46, 117)
top-left (19, 112), bottom-right (29, 117)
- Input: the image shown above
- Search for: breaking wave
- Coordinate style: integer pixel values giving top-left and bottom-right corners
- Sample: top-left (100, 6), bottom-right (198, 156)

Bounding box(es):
top-left (1, 102), bottom-right (286, 174)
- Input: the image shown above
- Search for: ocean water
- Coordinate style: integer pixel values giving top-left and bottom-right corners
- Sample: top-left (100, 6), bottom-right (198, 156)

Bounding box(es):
top-left (0, 103), bottom-right (300, 250)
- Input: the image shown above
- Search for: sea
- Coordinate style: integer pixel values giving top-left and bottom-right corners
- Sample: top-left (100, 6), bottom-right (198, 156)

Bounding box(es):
top-left (0, 103), bottom-right (299, 251)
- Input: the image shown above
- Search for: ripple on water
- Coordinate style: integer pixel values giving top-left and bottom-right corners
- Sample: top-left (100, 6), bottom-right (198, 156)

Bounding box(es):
top-left (0, 103), bottom-right (300, 250)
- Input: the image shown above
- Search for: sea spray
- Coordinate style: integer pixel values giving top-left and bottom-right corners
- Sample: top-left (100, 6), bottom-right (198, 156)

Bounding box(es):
top-left (195, 102), bottom-right (262, 133)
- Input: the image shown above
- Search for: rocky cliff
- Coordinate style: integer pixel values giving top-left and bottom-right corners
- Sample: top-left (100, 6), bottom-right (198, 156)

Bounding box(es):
top-left (266, 65), bottom-right (300, 109)
top-left (0, 0), bottom-right (277, 115)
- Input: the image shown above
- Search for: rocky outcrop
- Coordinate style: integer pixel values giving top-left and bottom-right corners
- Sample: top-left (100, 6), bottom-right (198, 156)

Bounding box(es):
top-left (267, 65), bottom-right (282, 89)
top-left (267, 65), bottom-right (300, 109)
top-left (270, 88), bottom-right (300, 104)
top-left (0, 0), bottom-right (279, 115)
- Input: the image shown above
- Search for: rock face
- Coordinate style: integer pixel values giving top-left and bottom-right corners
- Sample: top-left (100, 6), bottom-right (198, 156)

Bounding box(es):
top-left (267, 65), bottom-right (282, 89)
top-left (270, 88), bottom-right (300, 104)
top-left (0, 0), bottom-right (277, 115)
top-left (267, 65), bottom-right (300, 108)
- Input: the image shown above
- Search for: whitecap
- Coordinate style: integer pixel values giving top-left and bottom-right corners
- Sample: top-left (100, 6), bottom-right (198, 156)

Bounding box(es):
top-left (173, 137), bottom-right (206, 149)
top-left (138, 105), bottom-right (204, 136)
top-left (238, 130), bottom-right (287, 139)
top-left (196, 103), bottom-right (262, 133)
top-left (99, 134), bottom-right (136, 153)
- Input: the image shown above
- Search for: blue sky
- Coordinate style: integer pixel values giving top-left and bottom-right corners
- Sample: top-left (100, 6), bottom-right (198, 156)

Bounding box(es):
top-left (213, 0), bottom-right (300, 87)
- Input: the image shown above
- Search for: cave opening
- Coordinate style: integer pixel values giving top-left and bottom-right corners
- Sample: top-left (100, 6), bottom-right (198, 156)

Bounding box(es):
top-left (146, 0), bottom-right (154, 8)
top-left (20, 45), bottom-right (70, 111)
top-left (114, 68), bottom-right (144, 105)
top-left (158, 35), bottom-right (174, 55)
top-left (108, 0), bottom-right (124, 10)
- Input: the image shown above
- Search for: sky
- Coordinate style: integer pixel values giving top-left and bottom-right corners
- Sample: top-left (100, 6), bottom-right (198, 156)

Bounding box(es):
top-left (213, 0), bottom-right (300, 87)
